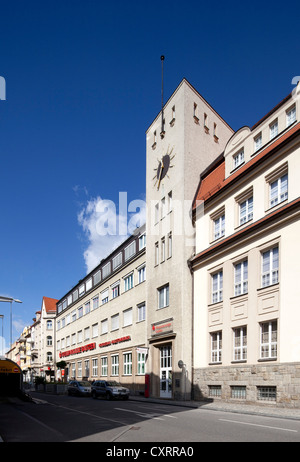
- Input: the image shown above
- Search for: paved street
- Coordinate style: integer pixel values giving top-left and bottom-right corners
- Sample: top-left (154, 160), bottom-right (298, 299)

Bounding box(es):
top-left (1, 392), bottom-right (300, 444)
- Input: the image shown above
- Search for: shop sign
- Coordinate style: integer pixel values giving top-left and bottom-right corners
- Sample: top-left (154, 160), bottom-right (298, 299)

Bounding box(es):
top-left (151, 319), bottom-right (173, 337)
top-left (0, 360), bottom-right (21, 374)
top-left (59, 342), bottom-right (96, 358)
top-left (99, 335), bottom-right (131, 348)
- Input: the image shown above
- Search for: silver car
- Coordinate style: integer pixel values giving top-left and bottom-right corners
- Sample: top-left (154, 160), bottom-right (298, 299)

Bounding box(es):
top-left (91, 380), bottom-right (130, 400)
top-left (67, 380), bottom-right (91, 396)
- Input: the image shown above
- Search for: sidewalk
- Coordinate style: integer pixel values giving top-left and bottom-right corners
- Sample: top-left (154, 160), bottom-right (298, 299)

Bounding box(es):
top-left (130, 395), bottom-right (300, 421)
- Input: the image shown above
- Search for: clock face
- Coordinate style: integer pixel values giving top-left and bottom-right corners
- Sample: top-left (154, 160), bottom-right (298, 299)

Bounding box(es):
top-left (153, 147), bottom-right (175, 190)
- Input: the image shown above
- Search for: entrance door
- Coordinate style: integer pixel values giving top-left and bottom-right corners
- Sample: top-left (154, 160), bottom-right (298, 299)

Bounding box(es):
top-left (160, 346), bottom-right (172, 398)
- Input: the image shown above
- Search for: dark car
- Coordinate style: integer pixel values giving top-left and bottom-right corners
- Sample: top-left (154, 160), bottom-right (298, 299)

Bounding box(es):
top-left (91, 380), bottom-right (130, 400)
top-left (67, 380), bottom-right (91, 396)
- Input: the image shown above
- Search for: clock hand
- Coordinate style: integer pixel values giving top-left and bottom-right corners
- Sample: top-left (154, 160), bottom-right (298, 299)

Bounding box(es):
top-left (157, 158), bottom-right (164, 190)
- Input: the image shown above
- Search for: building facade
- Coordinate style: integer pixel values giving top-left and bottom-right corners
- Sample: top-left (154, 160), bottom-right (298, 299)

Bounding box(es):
top-left (10, 78), bottom-right (300, 408)
top-left (55, 225), bottom-right (147, 394)
top-left (145, 79), bottom-right (233, 399)
top-left (190, 82), bottom-right (300, 407)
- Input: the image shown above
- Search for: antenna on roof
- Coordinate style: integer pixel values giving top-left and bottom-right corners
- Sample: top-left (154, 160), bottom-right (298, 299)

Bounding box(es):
top-left (160, 55), bottom-right (165, 138)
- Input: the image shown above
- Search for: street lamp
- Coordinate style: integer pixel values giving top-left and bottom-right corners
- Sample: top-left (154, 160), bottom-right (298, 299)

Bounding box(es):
top-left (0, 315), bottom-right (4, 356)
top-left (0, 296), bottom-right (23, 348)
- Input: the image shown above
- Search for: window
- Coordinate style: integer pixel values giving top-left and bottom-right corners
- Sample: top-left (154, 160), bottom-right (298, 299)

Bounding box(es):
top-left (71, 310), bottom-right (76, 322)
top-left (158, 284), bottom-right (169, 309)
top-left (47, 336), bottom-right (52, 346)
top-left (209, 385), bottom-right (221, 397)
top-left (257, 386), bottom-right (276, 402)
top-left (111, 314), bottom-right (119, 331)
top-left (124, 273), bottom-right (133, 291)
top-left (86, 278), bottom-right (92, 292)
top-left (71, 333), bottom-right (76, 345)
top-left (78, 361), bottom-right (82, 378)
top-left (125, 241), bottom-right (136, 261)
top-left (168, 232), bottom-right (172, 258)
top-left (111, 355), bottom-right (119, 376)
top-left (123, 352), bottom-right (132, 375)
top-left (72, 289), bottom-right (78, 302)
top-left (262, 246), bottom-right (279, 287)
top-left (77, 330), bottom-right (82, 343)
top-left (139, 234), bottom-right (146, 250)
top-left (231, 386), bottom-right (246, 399)
top-left (239, 196), bottom-right (253, 225)
top-left (270, 173), bottom-right (288, 207)
top-left (168, 191), bottom-right (172, 213)
top-left (84, 301), bottom-right (90, 315)
top-left (84, 360), bottom-right (89, 377)
top-left (260, 320), bottom-right (277, 359)
top-left (92, 323), bottom-right (98, 338)
top-left (112, 252), bottom-right (122, 270)
top-left (93, 270), bottom-right (101, 285)
top-left (102, 262), bottom-right (111, 279)
top-left (79, 284), bottom-right (85, 297)
top-left (84, 327), bottom-right (90, 341)
top-left (71, 363), bottom-right (75, 378)
top-left (47, 351), bottom-right (53, 362)
top-left (155, 203), bottom-right (159, 224)
top-left (254, 132), bottom-right (262, 152)
top-left (66, 335), bottom-right (70, 347)
top-left (211, 331), bottom-right (222, 363)
top-left (161, 237), bottom-right (165, 262)
top-left (212, 271), bottom-right (223, 303)
top-left (101, 319), bottom-right (108, 335)
top-left (137, 303), bottom-right (146, 322)
top-left (47, 320), bottom-right (52, 329)
top-left (193, 103), bottom-right (199, 121)
top-left (161, 197), bottom-right (166, 219)
top-left (101, 357), bottom-right (108, 376)
top-left (233, 149), bottom-right (244, 169)
top-left (233, 326), bottom-right (247, 361)
top-left (137, 352), bottom-right (146, 375)
top-left (78, 306), bottom-right (83, 318)
top-left (286, 105), bottom-right (296, 127)
top-left (234, 260), bottom-right (248, 295)
top-left (214, 214), bottom-right (225, 240)
top-left (155, 242), bottom-right (159, 266)
top-left (101, 289), bottom-right (109, 305)
top-left (92, 358), bottom-right (98, 377)
top-left (270, 120), bottom-right (278, 139)
top-left (138, 265), bottom-right (146, 283)
top-left (112, 282), bottom-right (120, 299)
top-left (123, 308), bottom-right (132, 327)
top-left (93, 296), bottom-right (99, 310)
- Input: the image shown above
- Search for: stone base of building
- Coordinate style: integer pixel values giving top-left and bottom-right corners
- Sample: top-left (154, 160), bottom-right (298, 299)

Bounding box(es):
top-left (193, 362), bottom-right (300, 409)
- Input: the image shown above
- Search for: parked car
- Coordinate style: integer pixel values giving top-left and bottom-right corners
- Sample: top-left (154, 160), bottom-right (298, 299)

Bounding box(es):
top-left (67, 380), bottom-right (91, 396)
top-left (91, 380), bottom-right (130, 400)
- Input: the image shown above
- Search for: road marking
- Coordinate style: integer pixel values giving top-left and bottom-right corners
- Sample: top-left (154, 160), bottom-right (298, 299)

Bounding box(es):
top-left (115, 407), bottom-right (164, 420)
top-left (219, 418), bottom-right (298, 433)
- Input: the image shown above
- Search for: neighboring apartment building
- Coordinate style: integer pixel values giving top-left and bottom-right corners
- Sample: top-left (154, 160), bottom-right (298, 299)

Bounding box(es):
top-left (190, 82), bottom-right (300, 406)
top-left (37, 297), bottom-right (57, 380)
top-left (55, 225), bottom-right (147, 394)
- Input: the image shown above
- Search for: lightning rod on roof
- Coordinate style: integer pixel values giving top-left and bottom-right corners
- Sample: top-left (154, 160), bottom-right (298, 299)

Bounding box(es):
top-left (161, 55), bottom-right (165, 138)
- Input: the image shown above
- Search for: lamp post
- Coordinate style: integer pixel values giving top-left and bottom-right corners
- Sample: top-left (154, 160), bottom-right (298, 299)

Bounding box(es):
top-left (0, 315), bottom-right (4, 356)
top-left (0, 296), bottom-right (23, 348)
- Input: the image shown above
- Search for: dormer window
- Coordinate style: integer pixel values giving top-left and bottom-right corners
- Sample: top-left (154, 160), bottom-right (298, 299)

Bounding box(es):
top-left (269, 120), bottom-right (278, 140)
top-left (254, 133), bottom-right (262, 152)
top-left (286, 105), bottom-right (296, 127)
top-left (233, 149), bottom-right (244, 169)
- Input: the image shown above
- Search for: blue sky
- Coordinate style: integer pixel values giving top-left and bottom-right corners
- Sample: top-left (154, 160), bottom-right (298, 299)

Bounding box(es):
top-left (0, 0), bottom-right (299, 351)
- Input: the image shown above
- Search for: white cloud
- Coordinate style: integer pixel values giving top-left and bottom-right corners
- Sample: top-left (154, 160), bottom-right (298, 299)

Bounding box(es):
top-left (77, 194), bottom-right (146, 274)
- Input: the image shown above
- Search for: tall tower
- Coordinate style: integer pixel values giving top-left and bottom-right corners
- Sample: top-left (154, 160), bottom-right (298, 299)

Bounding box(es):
top-left (145, 76), bottom-right (233, 399)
